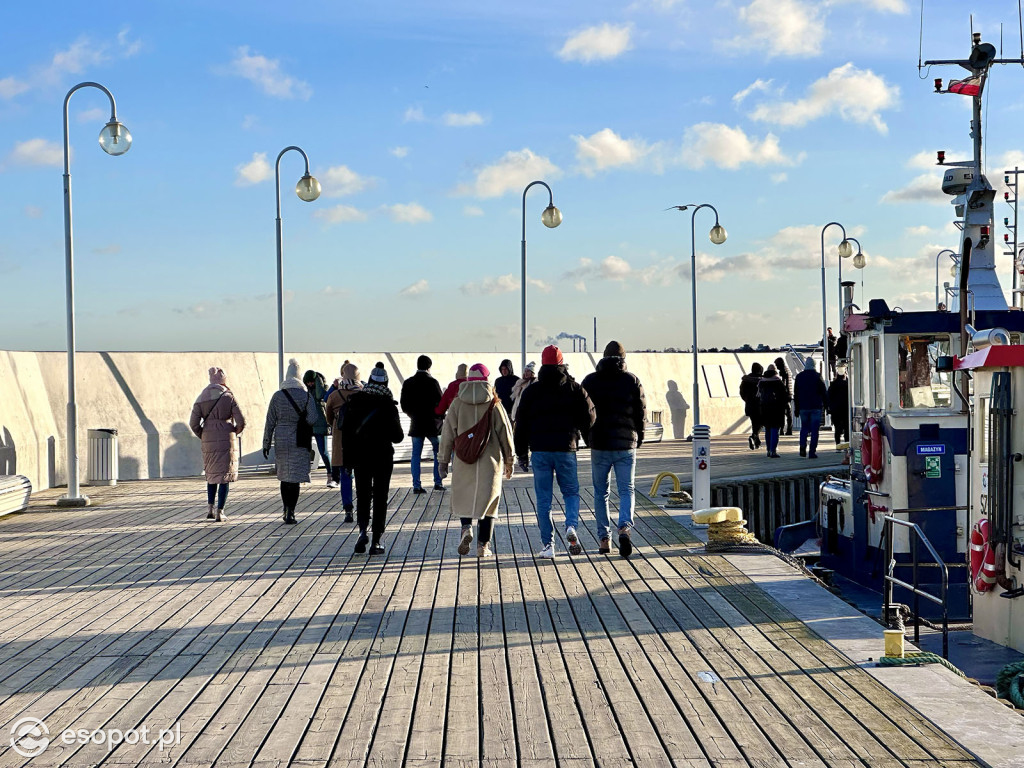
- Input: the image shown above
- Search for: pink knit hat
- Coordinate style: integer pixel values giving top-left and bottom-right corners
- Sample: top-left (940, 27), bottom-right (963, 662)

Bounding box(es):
top-left (467, 363), bottom-right (490, 381)
top-left (209, 367), bottom-right (226, 386)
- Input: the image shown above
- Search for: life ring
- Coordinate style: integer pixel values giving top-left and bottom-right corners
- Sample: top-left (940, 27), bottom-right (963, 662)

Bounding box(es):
top-left (862, 418), bottom-right (884, 484)
top-left (970, 518), bottom-right (997, 593)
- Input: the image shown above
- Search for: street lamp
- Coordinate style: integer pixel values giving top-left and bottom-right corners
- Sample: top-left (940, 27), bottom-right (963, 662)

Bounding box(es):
top-left (934, 249), bottom-right (957, 307)
top-left (669, 204), bottom-right (727, 430)
top-left (274, 146), bottom-right (321, 383)
top-left (821, 222), bottom-right (850, 378)
top-left (58, 82), bottom-right (132, 507)
top-left (838, 237), bottom-right (866, 324)
top-left (521, 181), bottom-right (561, 373)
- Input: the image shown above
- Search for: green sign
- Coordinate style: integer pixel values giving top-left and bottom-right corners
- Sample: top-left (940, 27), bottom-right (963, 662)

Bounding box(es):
top-left (925, 456), bottom-right (941, 479)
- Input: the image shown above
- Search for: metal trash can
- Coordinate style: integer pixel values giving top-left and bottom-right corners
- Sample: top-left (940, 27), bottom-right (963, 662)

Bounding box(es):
top-left (87, 429), bottom-right (118, 486)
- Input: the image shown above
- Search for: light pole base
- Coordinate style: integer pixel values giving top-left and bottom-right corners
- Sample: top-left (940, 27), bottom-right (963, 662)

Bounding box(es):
top-left (57, 495), bottom-right (90, 507)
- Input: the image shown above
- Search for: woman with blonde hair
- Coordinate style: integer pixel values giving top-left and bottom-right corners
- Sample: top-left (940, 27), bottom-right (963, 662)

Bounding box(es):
top-left (189, 367), bottom-right (246, 522)
top-left (439, 363), bottom-right (514, 558)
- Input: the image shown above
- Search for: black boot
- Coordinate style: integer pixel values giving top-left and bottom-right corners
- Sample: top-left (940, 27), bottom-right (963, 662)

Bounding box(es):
top-left (354, 530), bottom-right (368, 554)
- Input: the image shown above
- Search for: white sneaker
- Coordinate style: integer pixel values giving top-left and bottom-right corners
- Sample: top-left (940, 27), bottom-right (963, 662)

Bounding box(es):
top-left (566, 527), bottom-right (582, 555)
top-left (537, 543), bottom-right (556, 559)
top-left (326, 479), bottom-right (336, 488)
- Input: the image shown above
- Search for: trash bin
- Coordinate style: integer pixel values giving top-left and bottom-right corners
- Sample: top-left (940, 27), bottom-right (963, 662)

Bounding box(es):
top-left (87, 429), bottom-right (118, 486)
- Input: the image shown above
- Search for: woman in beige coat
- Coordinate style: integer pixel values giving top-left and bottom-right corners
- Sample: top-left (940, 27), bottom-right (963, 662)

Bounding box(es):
top-left (325, 362), bottom-right (361, 523)
top-left (189, 367), bottom-right (246, 522)
top-left (438, 363), bottom-right (514, 557)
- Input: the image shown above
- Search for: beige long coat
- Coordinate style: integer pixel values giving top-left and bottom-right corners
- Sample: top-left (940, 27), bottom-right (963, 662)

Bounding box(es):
top-left (439, 381), bottom-right (514, 521)
top-left (325, 387), bottom-right (359, 468)
top-left (189, 385), bottom-right (246, 484)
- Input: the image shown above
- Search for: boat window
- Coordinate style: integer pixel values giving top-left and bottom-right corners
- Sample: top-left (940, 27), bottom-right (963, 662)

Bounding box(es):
top-left (871, 336), bottom-right (882, 409)
top-left (977, 396), bottom-right (989, 462)
top-left (897, 334), bottom-right (953, 409)
top-left (851, 343), bottom-right (864, 405)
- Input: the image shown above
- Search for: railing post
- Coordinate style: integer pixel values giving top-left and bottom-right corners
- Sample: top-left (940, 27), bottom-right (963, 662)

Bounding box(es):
top-left (912, 533), bottom-right (920, 645)
top-left (883, 517), bottom-right (893, 627)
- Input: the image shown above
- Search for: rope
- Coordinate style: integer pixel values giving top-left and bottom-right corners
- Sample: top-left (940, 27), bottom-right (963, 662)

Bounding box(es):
top-left (996, 660), bottom-right (1024, 708)
top-left (879, 652), bottom-right (967, 678)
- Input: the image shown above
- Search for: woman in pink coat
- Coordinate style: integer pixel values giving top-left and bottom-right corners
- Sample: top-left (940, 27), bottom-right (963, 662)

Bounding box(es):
top-left (189, 367), bottom-right (246, 522)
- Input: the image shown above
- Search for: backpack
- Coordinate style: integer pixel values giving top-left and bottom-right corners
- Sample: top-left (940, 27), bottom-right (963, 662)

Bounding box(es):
top-left (454, 398), bottom-right (497, 464)
top-left (335, 399), bottom-right (348, 431)
top-left (759, 382), bottom-right (779, 406)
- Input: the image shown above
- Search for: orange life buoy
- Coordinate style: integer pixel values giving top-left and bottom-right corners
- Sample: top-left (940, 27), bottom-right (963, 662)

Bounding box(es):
top-left (970, 518), bottom-right (997, 593)
top-left (862, 418), bottom-right (884, 484)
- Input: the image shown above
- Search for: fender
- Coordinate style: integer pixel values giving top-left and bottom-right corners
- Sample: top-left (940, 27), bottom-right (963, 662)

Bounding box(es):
top-left (970, 518), bottom-right (997, 593)
top-left (862, 418), bottom-right (884, 484)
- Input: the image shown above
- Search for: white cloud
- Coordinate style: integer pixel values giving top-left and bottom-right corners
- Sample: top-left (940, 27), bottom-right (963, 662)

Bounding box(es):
top-left (313, 204), bottom-right (368, 224)
top-left (905, 225), bottom-right (933, 236)
top-left (732, 78), bottom-right (774, 105)
top-left (116, 27), bottom-right (143, 57)
top-left (320, 165), bottom-right (373, 197)
top-left (463, 205), bottom-right (484, 217)
top-left (456, 149), bottom-right (561, 198)
top-left (750, 64), bottom-right (898, 133)
top-left (47, 38), bottom-right (111, 77)
top-left (400, 279), bottom-right (430, 297)
top-left (771, 172), bottom-right (788, 183)
top-left (0, 77), bottom-right (28, 99)
top-left (241, 115), bottom-right (259, 130)
top-left (706, 310), bottom-right (770, 326)
top-left (23, 205), bottom-right (42, 218)
top-left (601, 255), bottom-right (632, 280)
top-left (558, 23), bottom-right (633, 63)
top-left (827, 0), bottom-right (907, 11)
top-left (385, 202), bottom-right (433, 224)
top-left (680, 123), bottom-right (795, 170)
top-left (442, 111), bottom-right (486, 127)
top-left (390, 146), bottom-right (410, 158)
top-left (906, 150), bottom-right (939, 169)
top-left (9, 138), bottom-right (63, 167)
top-left (403, 106), bottom-right (425, 123)
top-left (234, 152), bottom-right (272, 186)
top-left (76, 106), bottom-right (106, 123)
top-left (229, 46), bottom-right (311, 100)
top-left (733, 0), bottom-right (825, 58)
top-left (880, 173), bottom-right (946, 204)
top-left (460, 273), bottom-right (551, 295)
top-left (573, 128), bottom-right (652, 176)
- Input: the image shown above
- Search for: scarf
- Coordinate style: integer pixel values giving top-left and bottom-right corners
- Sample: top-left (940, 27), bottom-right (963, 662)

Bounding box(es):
top-left (362, 381), bottom-right (392, 399)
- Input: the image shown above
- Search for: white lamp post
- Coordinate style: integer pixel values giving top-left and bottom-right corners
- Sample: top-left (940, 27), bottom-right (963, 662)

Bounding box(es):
top-left (58, 82), bottom-right (132, 507)
top-left (520, 180), bottom-right (561, 373)
top-left (934, 249), bottom-right (957, 307)
top-left (274, 146), bottom-right (321, 383)
top-left (669, 204), bottom-right (727, 431)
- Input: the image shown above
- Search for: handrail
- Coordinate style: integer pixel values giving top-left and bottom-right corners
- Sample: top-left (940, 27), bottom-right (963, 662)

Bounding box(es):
top-left (882, 515), bottom-right (950, 659)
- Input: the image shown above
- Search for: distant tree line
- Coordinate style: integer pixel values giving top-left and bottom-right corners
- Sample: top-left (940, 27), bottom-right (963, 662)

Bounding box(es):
top-left (634, 343), bottom-right (779, 353)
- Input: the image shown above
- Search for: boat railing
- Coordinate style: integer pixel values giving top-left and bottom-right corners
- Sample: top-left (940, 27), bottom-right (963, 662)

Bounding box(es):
top-left (882, 514), bottom-right (950, 659)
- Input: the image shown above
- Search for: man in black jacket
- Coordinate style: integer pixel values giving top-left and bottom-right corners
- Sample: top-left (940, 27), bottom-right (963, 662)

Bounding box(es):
top-left (514, 345), bottom-right (595, 559)
top-left (794, 358), bottom-right (829, 459)
top-left (400, 355), bottom-right (444, 493)
top-left (581, 341), bottom-right (646, 558)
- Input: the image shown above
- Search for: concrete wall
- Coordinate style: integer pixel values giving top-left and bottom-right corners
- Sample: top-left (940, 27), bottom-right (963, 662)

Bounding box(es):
top-left (0, 349), bottom-right (787, 491)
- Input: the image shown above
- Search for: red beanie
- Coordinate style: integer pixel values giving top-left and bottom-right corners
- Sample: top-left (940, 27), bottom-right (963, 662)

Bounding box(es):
top-left (467, 363), bottom-right (490, 381)
top-left (541, 345), bottom-right (563, 365)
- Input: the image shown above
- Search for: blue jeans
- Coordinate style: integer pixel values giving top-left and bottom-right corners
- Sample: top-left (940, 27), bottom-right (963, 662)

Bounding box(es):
top-left (591, 449), bottom-right (636, 539)
top-left (314, 434), bottom-right (332, 473)
top-left (332, 465), bottom-right (354, 508)
top-left (411, 435), bottom-right (440, 488)
top-left (531, 451), bottom-right (580, 546)
top-left (765, 427), bottom-right (780, 455)
top-left (799, 409), bottom-right (822, 455)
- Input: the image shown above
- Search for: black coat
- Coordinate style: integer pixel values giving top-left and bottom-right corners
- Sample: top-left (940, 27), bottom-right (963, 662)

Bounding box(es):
top-left (513, 364), bottom-right (595, 456)
top-left (400, 371), bottom-right (443, 438)
top-left (580, 357), bottom-right (646, 450)
top-left (342, 390), bottom-right (404, 468)
top-left (828, 378), bottom-right (849, 426)
top-left (494, 374), bottom-right (520, 414)
top-left (794, 369), bottom-right (828, 412)
top-left (739, 373), bottom-right (762, 418)
top-left (757, 376), bottom-right (789, 429)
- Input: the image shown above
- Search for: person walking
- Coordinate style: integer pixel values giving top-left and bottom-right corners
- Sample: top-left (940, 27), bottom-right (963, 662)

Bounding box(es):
top-left (828, 368), bottom-right (850, 448)
top-left (513, 345), bottom-right (595, 559)
top-left (438, 363), bottom-right (514, 558)
top-left (401, 354), bottom-right (444, 494)
top-left (262, 358), bottom-right (319, 524)
top-left (794, 358), bottom-right (829, 459)
top-left (303, 369), bottom-right (333, 486)
top-left (581, 341), bottom-right (646, 557)
top-left (436, 363), bottom-right (468, 419)
top-left (189, 367), bottom-right (246, 522)
top-left (342, 362), bottom-right (404, 555)
top-left (774, 356), bottom-right (794, 436)
top-left (757, 365), bottom-right (788, 458)
top-left (739, 363), bottom-right (764, 450)
top-left (494, 359), bottom-right (519, 416)
top-left (325, 362), bottom-right (362, 522)
top-left (509, 361), bottom-right (536, 424)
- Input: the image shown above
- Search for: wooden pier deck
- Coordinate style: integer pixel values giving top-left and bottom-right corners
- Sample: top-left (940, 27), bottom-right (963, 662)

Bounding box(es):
top-left (0, 466), bottom-right (981, 767)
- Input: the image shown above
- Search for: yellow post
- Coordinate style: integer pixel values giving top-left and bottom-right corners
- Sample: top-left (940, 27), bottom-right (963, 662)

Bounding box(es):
top-left (883, 630), bottom-right (905, 658)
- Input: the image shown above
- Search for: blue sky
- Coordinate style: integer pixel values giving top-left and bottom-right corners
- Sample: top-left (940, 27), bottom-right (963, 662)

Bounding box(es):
top-left (2, 0), bottom-right (1024, 354)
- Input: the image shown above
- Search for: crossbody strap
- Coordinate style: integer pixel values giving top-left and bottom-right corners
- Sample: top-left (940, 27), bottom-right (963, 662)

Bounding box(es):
top-left (201, 390), bottom-right (228, 426)
top-left (281, 388), bottom-right (305, 418)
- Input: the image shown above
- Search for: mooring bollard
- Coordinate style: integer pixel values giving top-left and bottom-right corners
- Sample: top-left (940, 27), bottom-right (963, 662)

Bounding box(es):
top-left (692, 424), bottom-right (711, 512)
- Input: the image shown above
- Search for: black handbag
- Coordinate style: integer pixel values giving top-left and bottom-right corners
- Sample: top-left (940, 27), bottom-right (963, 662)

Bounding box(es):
top-left (282, 389), bottom-right (313, 449)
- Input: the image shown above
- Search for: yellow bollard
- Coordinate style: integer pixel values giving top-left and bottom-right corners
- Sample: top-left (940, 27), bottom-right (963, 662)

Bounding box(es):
top-left (883, 629), bottom-right (905, 658)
